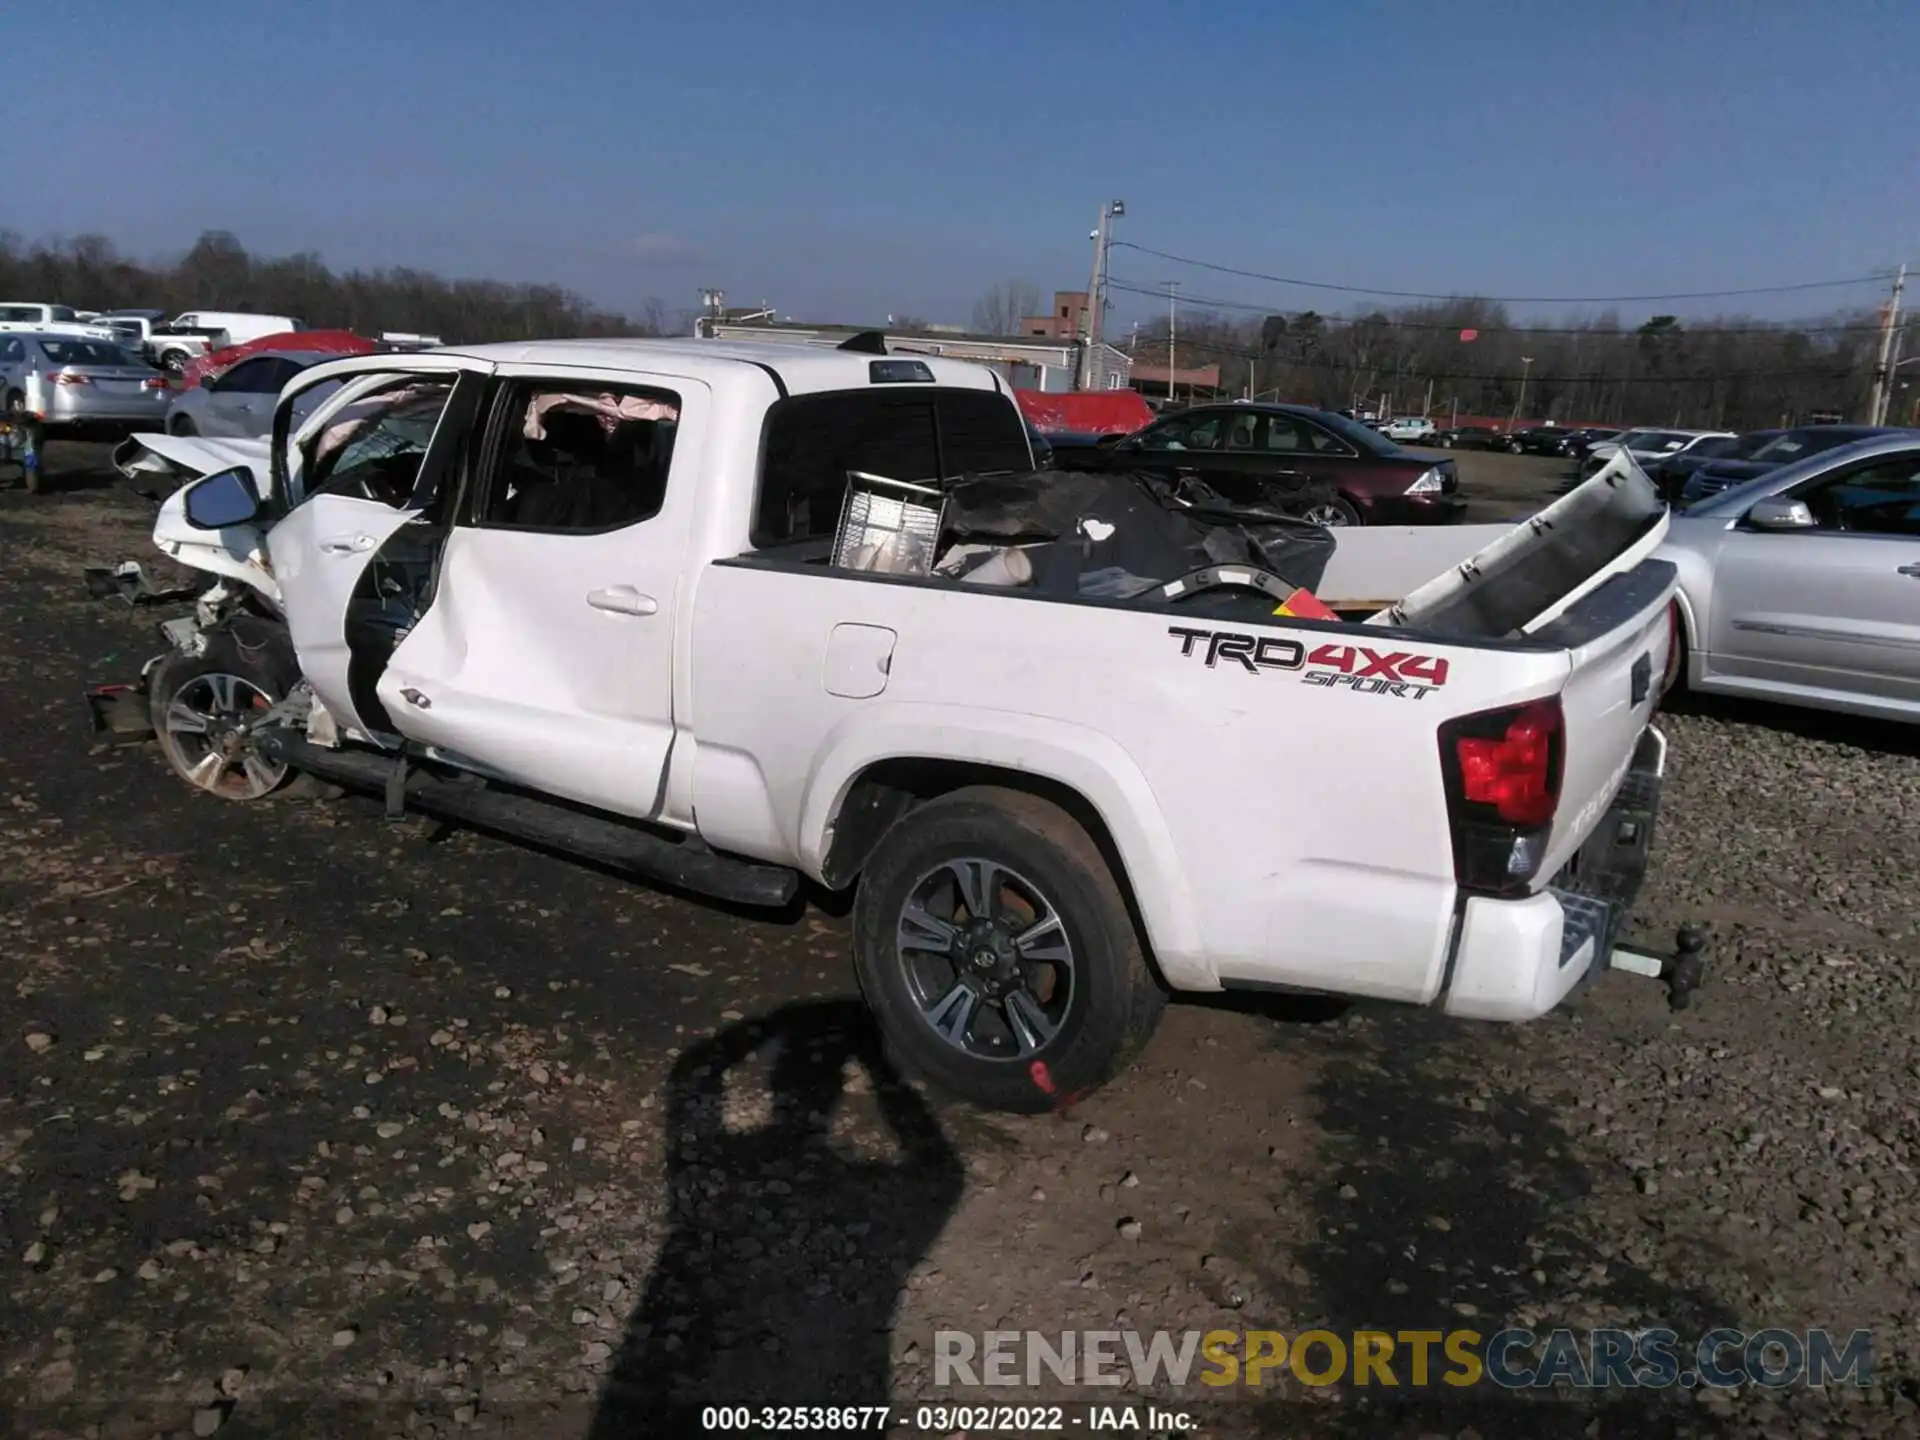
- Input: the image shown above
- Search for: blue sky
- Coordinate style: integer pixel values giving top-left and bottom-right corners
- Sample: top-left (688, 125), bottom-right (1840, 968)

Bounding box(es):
top-left (12, 0), bottom-right (1917, 329)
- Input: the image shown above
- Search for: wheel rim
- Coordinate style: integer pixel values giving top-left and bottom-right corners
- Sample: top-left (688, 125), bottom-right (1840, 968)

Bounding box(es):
top-left (895, 857), bottom-right (1075, 1062)
top-left (1302, 500), bottom-right (1354, 526)
top-left (158, 672), bottom-right (286, 799)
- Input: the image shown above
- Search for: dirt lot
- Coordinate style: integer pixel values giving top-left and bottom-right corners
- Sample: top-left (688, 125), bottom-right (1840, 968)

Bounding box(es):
top-left (4, 444), bottom-right (1918, 1439)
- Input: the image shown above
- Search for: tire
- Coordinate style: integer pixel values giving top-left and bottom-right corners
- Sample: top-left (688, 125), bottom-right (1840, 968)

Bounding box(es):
top-left (4, 389), bottom-right (22, 416)
top-left (1300, 494), bottom-right (1363, 527)
top-left (851, 787), bottom-right (1166, 1113)
top-left (159, 350), bottom-right (190, 375)
top-left (149, 632), bottom-right (324, 802)
top-left (169, 414), bottom-right (197, 436)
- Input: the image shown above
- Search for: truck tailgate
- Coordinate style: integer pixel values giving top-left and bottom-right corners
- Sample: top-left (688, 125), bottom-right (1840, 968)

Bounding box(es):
top-left (1533, 556), bottom-right (1678, 883)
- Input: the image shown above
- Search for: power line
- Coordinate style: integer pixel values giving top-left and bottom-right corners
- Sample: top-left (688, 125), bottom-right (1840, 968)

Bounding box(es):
top-left (1104, 278), bottom-right (1889, 336)
top-left (1108, 240), bottom-right (1895, 305)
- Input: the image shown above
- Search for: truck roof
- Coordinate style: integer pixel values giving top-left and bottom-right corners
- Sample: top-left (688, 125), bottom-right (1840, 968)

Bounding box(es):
top-left (425, 336), bottom-right (1007, 398)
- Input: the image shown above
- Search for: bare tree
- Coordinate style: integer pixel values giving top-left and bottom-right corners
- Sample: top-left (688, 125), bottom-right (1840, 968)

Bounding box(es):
top-left (970, 280), bottom-right (1044, 336)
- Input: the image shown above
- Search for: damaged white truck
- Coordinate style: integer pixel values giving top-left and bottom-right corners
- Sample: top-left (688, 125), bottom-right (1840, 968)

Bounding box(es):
top-left (90, 338), bottom-right (1704, 1112)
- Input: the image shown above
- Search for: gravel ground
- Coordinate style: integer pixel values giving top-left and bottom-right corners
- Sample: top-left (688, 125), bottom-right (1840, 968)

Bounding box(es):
top-left (2, 445), bottom-right (1917, 1438)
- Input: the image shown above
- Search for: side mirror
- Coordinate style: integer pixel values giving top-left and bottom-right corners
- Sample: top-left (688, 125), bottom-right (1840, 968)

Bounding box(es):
top-left (182, 466), bottom-right (263, 530)
top-left (1745, 497), bottom-right (1816, 531)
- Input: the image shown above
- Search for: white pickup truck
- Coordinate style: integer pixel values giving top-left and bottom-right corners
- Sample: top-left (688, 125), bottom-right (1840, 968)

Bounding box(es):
top-left (98, 338), bottom-right (1696, 1112)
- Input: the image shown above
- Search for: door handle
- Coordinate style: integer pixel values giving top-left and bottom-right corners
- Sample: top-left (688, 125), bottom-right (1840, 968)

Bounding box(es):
top-left (319, 533), bottom-right (376, 555)
top-left (586, 586), bottom-right (658, 616)
top-left (399, 688), bottom-right (431, 709)
top-left (1898, 564), bottom-right (1920, 578)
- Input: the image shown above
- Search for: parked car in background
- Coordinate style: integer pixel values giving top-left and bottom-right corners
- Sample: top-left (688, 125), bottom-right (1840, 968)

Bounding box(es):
top-left (1582, 428), bottom-right (1736, 478)
top-left (0, 303), bottom-right (119, 341)
top-left (0, 332), bottom-right (172, 430)
top-left (1549, 426), bottom-right (1623, 458)
top-left (163, 350), bottom-right (347, 437)
top-left (1431, 425), bottom-right (1504, 450)
top-left (91, 309), bottom-right (171, 351)
top-left (1378, 416), bottom-right (1437, 443)
top-left (1072, 402), bottom-right (1463, 525)
top-left (1678, 425), bottom-right (1908, 508)
top-left (1644, 430), bottom-right (1779, 501)
top-left (1660, 430), bottom-right (1920, 721)
top-left (147, 312), bottom-right (307, 373)
top-left (1507, 425), bottom-right (1571, 455)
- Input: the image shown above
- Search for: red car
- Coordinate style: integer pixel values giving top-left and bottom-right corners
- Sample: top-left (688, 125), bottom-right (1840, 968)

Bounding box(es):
top-left (1053, 402), bottom-right (1464, 526)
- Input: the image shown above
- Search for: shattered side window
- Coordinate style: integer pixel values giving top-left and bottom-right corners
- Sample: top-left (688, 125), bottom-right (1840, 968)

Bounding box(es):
top-left (303, 378), bottom-right (457, 507)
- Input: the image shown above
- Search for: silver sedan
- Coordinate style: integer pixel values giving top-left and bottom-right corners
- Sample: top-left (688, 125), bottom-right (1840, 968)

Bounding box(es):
top-left (0, 332), bottom-right (174, 428)
top-left (1658, 430), bottom-right (1920, 722)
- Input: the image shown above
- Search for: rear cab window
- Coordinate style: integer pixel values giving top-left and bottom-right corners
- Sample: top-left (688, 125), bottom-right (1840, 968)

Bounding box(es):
top-left (752, 388), bottom-right (1030, 548)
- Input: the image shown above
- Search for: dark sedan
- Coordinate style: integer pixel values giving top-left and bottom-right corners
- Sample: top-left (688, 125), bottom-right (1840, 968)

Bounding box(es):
top-left (1507, 425), bottom-right (1575, 455)
top-left (1431, 425), bottom-right (1504, 450)
top-left (1644, 429), bottom-right (1779, 501)
top-left (1063, 402), bottom-right (1464, 526)
top-left (1547, 425), bottom-right (1623, 458)
top-left (1679, 425), bottom-right (1912, 507)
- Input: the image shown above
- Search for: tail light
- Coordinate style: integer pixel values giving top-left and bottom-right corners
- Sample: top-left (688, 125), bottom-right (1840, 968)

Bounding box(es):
top-left (1438, 697), bottom-right (1564, 896)
top-left (50, 372), bottom-right (92, 386)
top-left (142, 376), bottom-right (173, 391)
top-left (1658, 600), bottom-right (1682, 703)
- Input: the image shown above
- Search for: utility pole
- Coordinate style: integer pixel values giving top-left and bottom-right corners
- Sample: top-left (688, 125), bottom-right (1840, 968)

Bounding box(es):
top-left (696, 287), bottom-right (725, 338)
top-left (1867, 264), bottom-right (1906, 425)
top-left (1510, 356), bottom-right (1534, 430)
top-left (1166, 281), bottom-right (1180, 407)
top-left (1081, 200), bottom-right (1125, 390)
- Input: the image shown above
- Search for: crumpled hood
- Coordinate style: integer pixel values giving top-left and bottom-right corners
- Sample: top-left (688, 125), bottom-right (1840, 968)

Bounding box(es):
top-left (112, 433), bottom-right (275, 495)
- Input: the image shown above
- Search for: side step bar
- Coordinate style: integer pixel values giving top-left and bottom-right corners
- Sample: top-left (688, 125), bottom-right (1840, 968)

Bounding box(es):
top-left (260, 732), bottom-right (799, 910)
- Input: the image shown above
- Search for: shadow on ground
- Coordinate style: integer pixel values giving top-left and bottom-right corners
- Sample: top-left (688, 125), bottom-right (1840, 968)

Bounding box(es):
top-left (1264, 1009), bottom-right (1741, 1438)
top-left (587, 1000), bottom-right (963, 1439)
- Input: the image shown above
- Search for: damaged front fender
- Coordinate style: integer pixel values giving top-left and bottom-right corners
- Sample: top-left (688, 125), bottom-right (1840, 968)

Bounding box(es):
top-left (113, 435), bottom-right (283, 607)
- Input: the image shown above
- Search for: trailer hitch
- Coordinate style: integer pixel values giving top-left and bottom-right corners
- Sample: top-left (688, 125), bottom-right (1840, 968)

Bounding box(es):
top-left (1608, 924), bottom-right (1709, 1010)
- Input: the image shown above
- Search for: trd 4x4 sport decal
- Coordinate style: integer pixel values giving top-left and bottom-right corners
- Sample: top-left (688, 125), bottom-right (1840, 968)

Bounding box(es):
top-left (1168, 627), bottom-right (1450, 699)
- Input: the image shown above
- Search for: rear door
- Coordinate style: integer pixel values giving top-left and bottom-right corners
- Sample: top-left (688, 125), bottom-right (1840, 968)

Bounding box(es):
top-left (1209, 410), bottom-right (1322, 505)
top-left (264, 356), bottom-right (492, 742)
top-left (371, 366), bottom-right (703, 819)
top-left (1708, 449), bottom-right (1920, 702)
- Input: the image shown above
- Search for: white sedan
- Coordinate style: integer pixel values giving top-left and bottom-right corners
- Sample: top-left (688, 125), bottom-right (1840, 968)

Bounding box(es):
top-left (163, 350), bottom-right (343, 438)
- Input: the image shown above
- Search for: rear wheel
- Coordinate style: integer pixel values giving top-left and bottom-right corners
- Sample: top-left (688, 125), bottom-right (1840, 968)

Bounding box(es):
top-left (4, 390), bottom-right (22, 417)
top-left (851, 788), bottom-right (1165, 1113)
top-left (158, 350), bottom-right (190, 375)
top-left (1301, 494), bottom-right (1362, 527)
top-left (149, 635), bottom-right (321, 801)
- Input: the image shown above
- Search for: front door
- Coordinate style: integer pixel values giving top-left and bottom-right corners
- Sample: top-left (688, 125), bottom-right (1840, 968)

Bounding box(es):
top-left (1124, 408), bottom-right (1232, 491)
top-left (373, 367), bottom-right (703, 821)
top-left (265, 361), bottom-right (489, 741)
top-left (1709, 448), bottom-right (1920, 703)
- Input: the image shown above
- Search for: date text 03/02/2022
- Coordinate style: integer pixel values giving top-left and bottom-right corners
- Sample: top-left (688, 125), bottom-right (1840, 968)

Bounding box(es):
top-left (698, 1404), bottom-right (1196, 1432)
